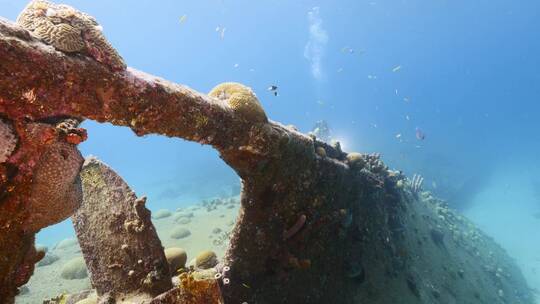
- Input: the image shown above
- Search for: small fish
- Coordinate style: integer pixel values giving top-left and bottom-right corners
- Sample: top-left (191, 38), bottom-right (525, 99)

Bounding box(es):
top-left (415, 127), bottom-right (426, 141)
top-left (268, 85), bottom-right (278, 96)
top-left (233, 63), bottom-right (239, 68)
top-left (395, 133), bottom-right (402, 139)
top-left (220, 27), bottom-right (226, 39)
top-left (367, 75), bottom-right (377, 80)
top-left (403, 97), bottom-right (410, 103)
top-left (392, 65), bottom-right (402, 72)
top-left (337, 67), bottom-right (344, 73)
top-left (405, 115), bottom-right (410, 121)
top-left (341, 47), bottom-right (354, 53)
top-left (179, 15), bottom-right (187, 24)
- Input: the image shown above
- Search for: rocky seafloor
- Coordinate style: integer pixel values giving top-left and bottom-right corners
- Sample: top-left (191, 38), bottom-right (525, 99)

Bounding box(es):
top-left (15, 190), bottom-right (539, 304)
top-left (15, 196), bottom-right (240, 304)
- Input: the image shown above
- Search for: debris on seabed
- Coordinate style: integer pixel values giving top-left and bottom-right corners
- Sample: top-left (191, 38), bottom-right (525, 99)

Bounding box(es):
top-left (392, 65), bottom-right (402, 72)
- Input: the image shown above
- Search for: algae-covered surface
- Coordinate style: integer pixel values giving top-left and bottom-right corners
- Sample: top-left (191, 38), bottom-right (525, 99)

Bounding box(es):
top-left (16, 198), bottom-right (240, 303)
top-left (1, 0), bottom-right (540, 303)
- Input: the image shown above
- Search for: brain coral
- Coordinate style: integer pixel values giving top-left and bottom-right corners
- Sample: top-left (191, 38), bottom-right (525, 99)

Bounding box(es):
top-left (26, 129), bottom-right (84, 232)
top-left (0, 118), bottom-right (17, 163)
top-left (209, 82), bottom-right (267, 123)
top-left (16, 0), bottom-right (126, 71)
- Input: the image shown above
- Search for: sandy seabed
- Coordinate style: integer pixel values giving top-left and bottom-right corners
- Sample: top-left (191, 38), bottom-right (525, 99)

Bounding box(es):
top-left (15, 197), bottom-right (240, 304)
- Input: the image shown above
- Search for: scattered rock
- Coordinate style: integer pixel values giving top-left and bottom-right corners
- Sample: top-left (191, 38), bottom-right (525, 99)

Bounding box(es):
top-left (227, 220), bottom-right (235, 226)
top-left (212, 228), bottom-right (222, 234)
top-left (61, 257), bottom-right (88, 280)
top-left (18, 285), bottom-right (29, 295)
top-left (175, 217), bottom-right (191, 225)
top-left (35, 244), bottom-right (48, 253)
top-left (227, 204), bottom-right (235, 209)
top-left (55, 238), bottom-right (78, 250)
top-left (152, 209), bottom-right (172, 220)
top-left (170, 227), bottom-right (191, 239)
top-left (65, 289), bottom-right (96, 303)
top-left (175, 212), bottom-right (194, 219)
top-left (165, 247), bottom-right (187, 274)
top-left (37, 252), bottom-right (60, 267)
top-left (195, 250), bottom-right (218, 269)
top-left (74, 295), bottom-right (98, 304)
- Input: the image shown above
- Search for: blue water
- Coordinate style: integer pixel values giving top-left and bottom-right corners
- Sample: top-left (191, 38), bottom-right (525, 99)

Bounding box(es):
top-left (3, 0), bottom-right (540, 299)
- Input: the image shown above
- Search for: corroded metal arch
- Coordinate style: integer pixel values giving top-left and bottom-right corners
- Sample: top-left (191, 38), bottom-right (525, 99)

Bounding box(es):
top-left (0, 15), bottom-right (534, 304)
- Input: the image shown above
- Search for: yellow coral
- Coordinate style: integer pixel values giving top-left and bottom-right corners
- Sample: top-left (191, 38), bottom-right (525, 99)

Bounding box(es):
top-left (194, 250), bottom-right (218, 269)
top-left (209, 82), bottom-right (267, 123)
top-left (346, 152), bottom-right (365, 169)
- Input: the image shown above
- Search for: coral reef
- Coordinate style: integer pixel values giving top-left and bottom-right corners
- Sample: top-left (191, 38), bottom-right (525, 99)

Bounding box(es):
top-left (0, 117), bottom-right (86, 302)
top-left (164, 248), bottom-right (187, 275)
top-left (72, 157), bottom-right (171, 302)
top-left (0, 8), bottom-right (535, 304)
top-left (26, 138), bottom-right (83, 232)
top-left (194, 251), bottom-right (218, 270)
top-left (209, 82), bottom-right (267, 123)
top-left (150, 271), bottom-right (224, 304)
top-left (17, 0), bottom-right (126, 71)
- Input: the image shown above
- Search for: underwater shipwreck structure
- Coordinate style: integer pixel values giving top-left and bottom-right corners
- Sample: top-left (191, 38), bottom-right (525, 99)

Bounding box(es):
top-left (0, 1), bottom-right (535, 303)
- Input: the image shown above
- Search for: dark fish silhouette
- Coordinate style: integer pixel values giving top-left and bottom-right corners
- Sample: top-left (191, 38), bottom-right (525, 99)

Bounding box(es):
top-left (268, 85), bottom-right (278, 96)
top-left (415, 127), bottom-right (426, 141)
